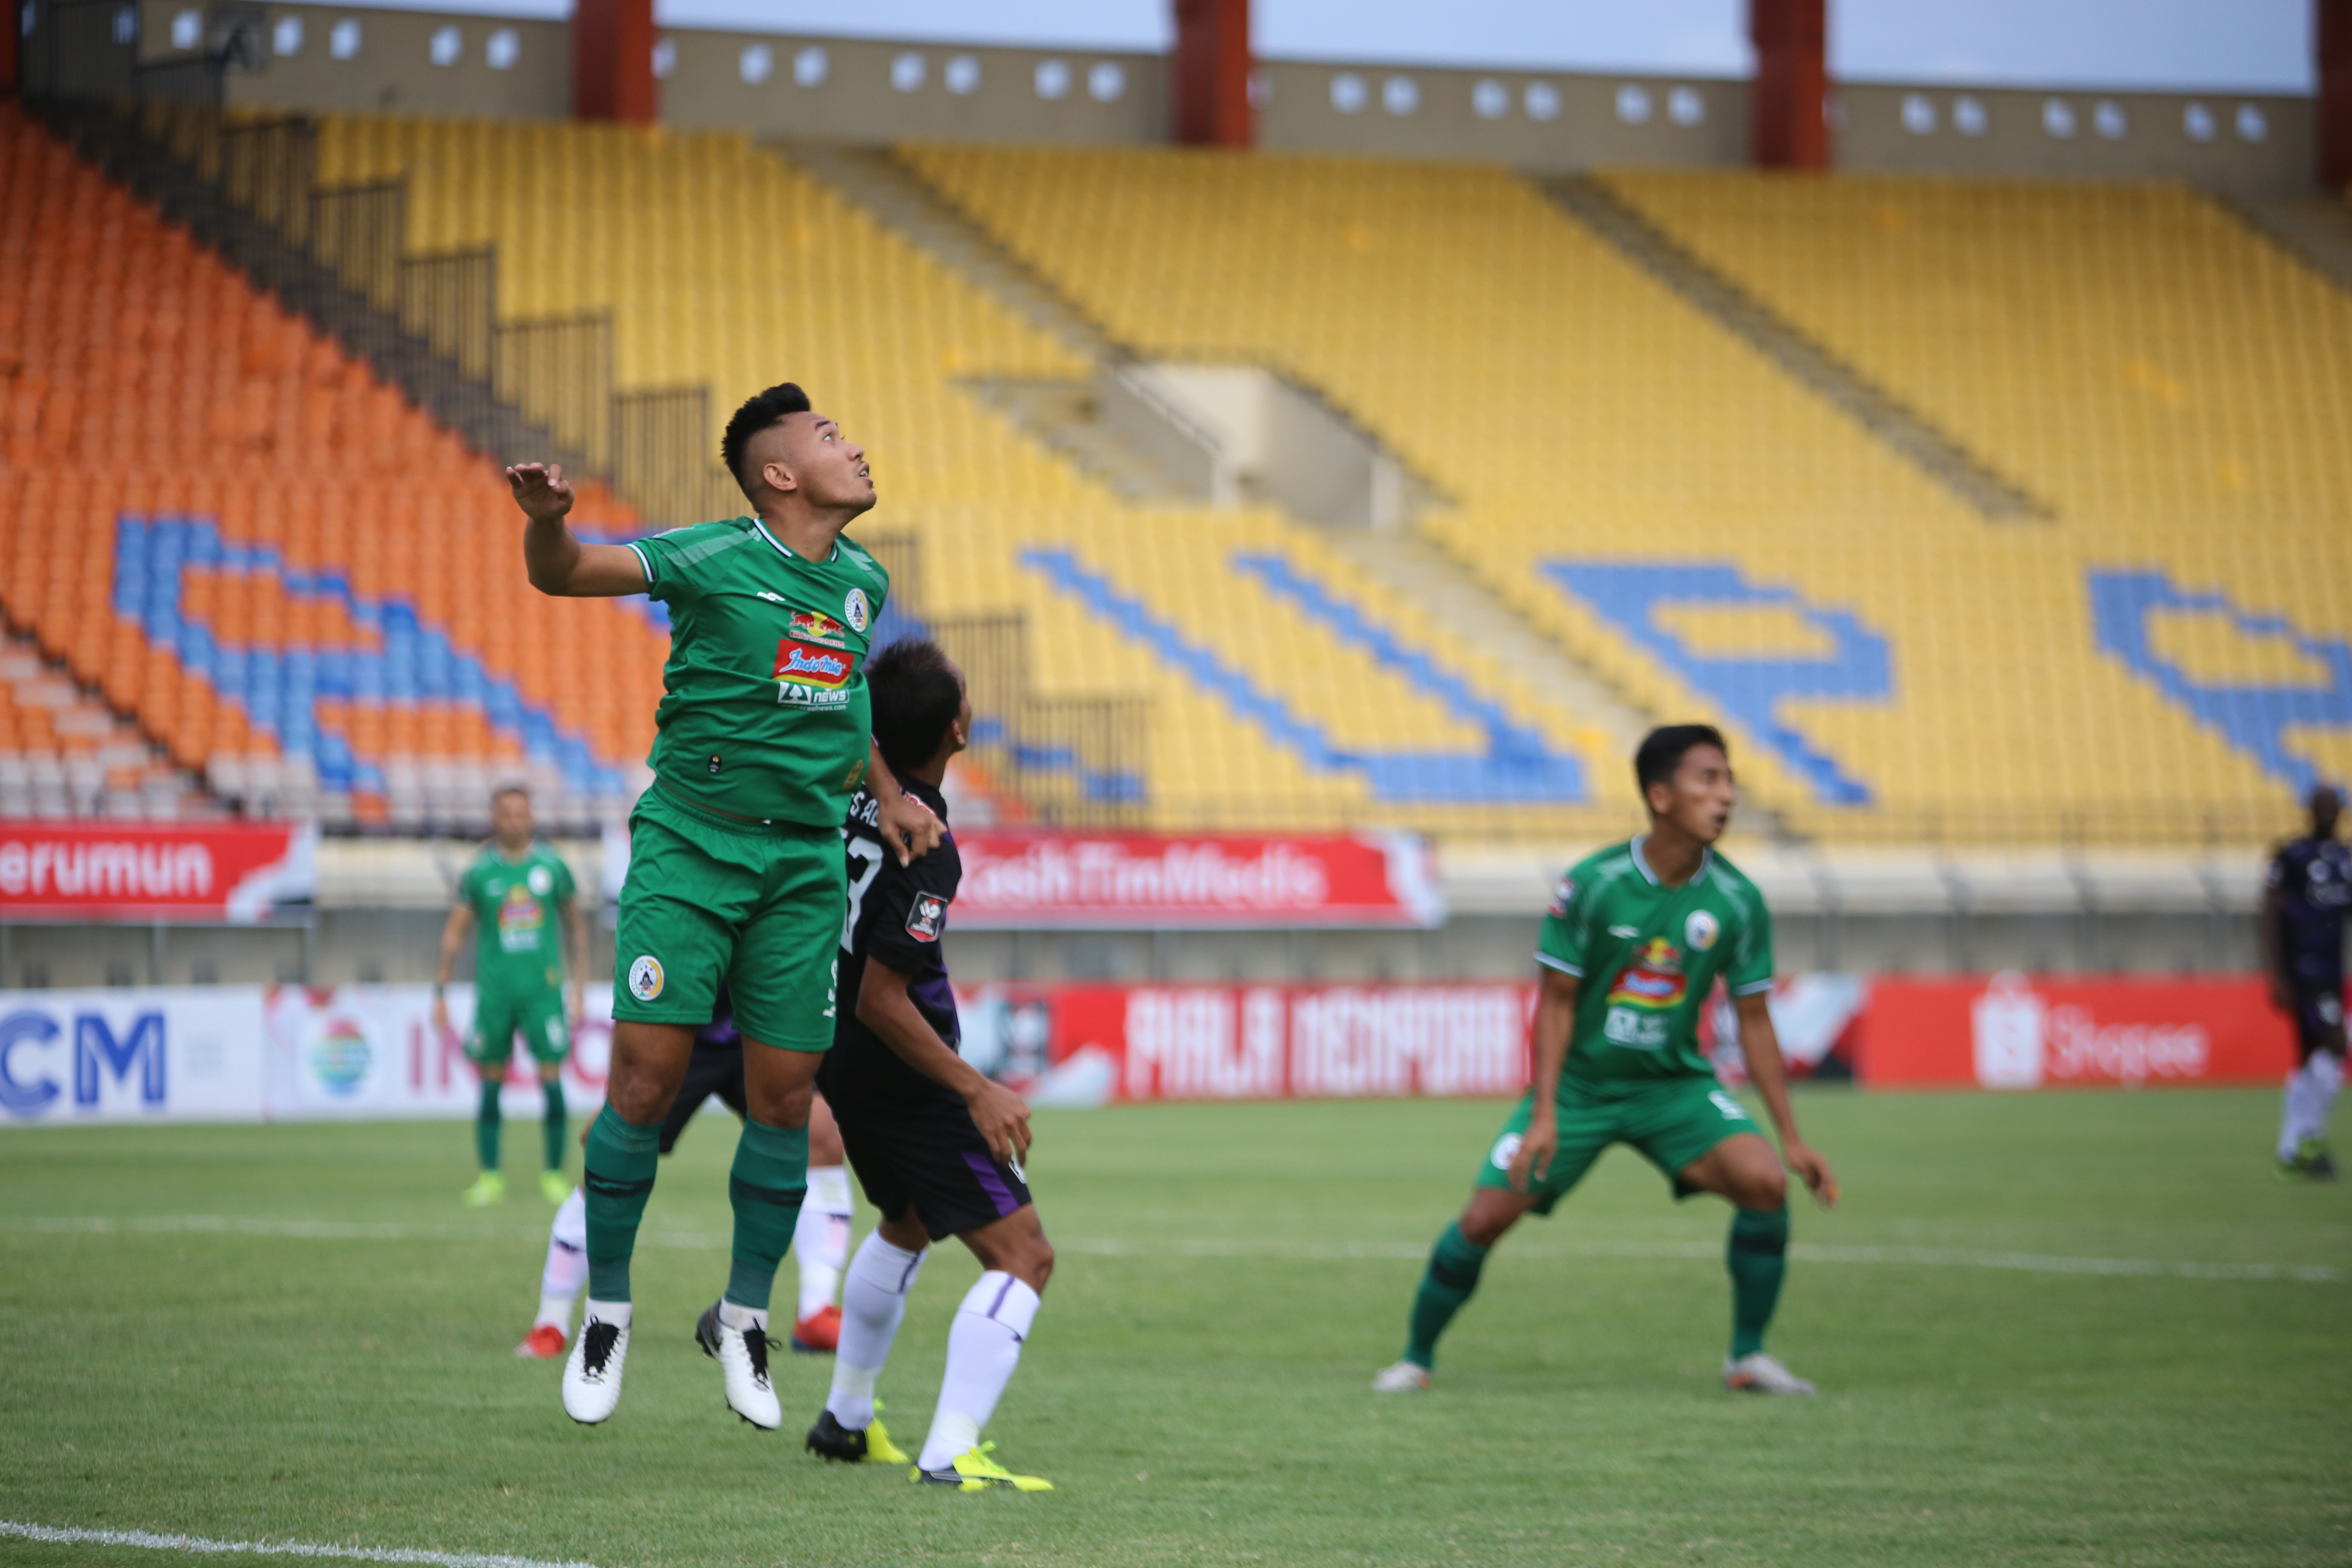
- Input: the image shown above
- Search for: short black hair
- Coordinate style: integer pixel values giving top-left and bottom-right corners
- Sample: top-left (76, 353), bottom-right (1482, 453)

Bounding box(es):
top-left (1634, 724), bottom-right (1728, 800)
top-left (720, 382), bottom-right (813, 501)
top-left (868, 638), bottom-right (964, 779)
top-left (490, 783), bottom-right (529, 805)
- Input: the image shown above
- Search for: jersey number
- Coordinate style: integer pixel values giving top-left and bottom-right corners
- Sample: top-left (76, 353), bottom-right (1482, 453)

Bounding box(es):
top-left (842, 834), bottom-right (886, 952)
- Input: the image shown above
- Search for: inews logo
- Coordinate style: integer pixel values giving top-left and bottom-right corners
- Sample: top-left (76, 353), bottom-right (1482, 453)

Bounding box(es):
top-left (1606, 938), bottom-right (1686, 1011)
top-left (790, 610), bottom-right (848, 646)
top-left (774, 639), bottom-right (858, 690)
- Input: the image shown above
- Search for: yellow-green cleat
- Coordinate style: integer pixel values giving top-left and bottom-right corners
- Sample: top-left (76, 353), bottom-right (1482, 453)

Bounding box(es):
top-left (865, 1404), bottom-right (912, 1466)
top-left (460, 1172), bottom-right (507, 1207)
top-left (539, 1170), bottom-right (571, 1205)
top-left (913, 1442), bottom-right (1053, 1493)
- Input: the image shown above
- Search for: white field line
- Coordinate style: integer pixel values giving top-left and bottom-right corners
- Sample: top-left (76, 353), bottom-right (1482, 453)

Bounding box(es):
top-left (3, 1214), bottom-right (2340, 1283)
top-left (0, 1520), bottom-right (595, 1568)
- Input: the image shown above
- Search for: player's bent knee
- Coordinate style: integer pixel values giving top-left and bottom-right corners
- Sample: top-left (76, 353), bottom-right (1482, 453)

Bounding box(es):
top-left (1459, 1189), bottom-right (1530, 1248)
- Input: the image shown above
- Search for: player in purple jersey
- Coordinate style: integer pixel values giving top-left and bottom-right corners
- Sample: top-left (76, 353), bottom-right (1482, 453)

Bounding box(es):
top-left (2263, 786), bottom-right (2349, 1179)
top-left (803, 638), bottom-right (1056, 1493)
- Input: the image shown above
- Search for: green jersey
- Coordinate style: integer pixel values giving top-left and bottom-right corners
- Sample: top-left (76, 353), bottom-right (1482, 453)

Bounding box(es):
top-left (1535, 837), bottom-right (1774, 1084)
top-left (626, 517), bottom-right (890, 827)
top-left (458, 842), bottom-right (577, 995)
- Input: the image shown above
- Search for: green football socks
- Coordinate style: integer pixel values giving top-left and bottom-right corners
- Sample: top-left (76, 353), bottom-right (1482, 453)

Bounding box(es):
top-left (1404, 1220), bottom-right (1490, 1369)
top-left (540, 1080), bottom-right (567, 1171)
top-left (1728, 1205), bottom-right (1790, 1358)
top-left (474, 1081), bottom-right (501, 1171)
top-left (583, 1103), bottom-right (661, 1302)
top-left (724, 1118), bottom-right (808, 1313)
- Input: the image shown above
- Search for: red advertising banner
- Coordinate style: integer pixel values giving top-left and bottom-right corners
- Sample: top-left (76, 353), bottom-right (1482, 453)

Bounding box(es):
top-left (1858, 973), bottom-right (2297, 1090)
top-left (956, 981), bottom-right (1533, 1105)
top-left (951, 832), bottom-right (1443, 929)
top-left (0, 820), bottom-right (315, 922)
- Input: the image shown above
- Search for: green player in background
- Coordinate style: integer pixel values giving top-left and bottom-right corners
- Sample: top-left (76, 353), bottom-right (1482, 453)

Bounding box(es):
top-left (1373, 724), bottom-right (1840, 1396)
top-left (434, 784), bottom-right (588, 1210)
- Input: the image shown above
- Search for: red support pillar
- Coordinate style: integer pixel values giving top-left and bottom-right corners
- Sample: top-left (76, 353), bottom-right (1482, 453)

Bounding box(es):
top-left (1173, 0), bottom-right (1252, 147)
top-left (2322, 0), bottom-right (2352, 190)
top-left (573, 0), bottom-right (656, 123)
top-left (1749, 0), bottom-right (1828, 170)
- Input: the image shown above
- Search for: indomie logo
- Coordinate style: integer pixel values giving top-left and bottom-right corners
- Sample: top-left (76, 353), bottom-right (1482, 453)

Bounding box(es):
top-left (789, 610), bottom-right (848, 647)
top-left (774, 639), bottom-right (857, 690)
top-left (1605, 939), bottom-right (1686, 1011)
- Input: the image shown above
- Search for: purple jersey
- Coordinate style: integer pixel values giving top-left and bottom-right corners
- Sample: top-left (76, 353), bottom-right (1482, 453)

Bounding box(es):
top-left (819, 778), bottom-right (963, 1107)
top-left (2268, 837), bottom-right (2351, 982)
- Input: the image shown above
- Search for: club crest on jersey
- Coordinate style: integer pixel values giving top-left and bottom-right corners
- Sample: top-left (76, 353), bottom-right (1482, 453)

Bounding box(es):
top-left (905, 891), bottom-right (947, 943)
top-left (1685, 910), bottom-right (1720, 951)
top-left (789, 610), bottom-right (848, 647)
top-left (1605, 938), bottom-right (1686, 1011)
top-left (628, 955), bottom-right (664, 1001)
top-left (844, 588), bottom-right (871, 633)
top-left (1547, 876), bottom-right (1576, 916)
top-left (527, 865), bottom-right (553, 896)
top-left (774, 638), bottom-right (857, 690)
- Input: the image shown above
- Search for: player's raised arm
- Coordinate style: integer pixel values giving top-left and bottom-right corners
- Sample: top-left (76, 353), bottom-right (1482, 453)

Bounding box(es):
top-left (1735, 990), bottom-right (1839, 1208)
top-left (506, 462), bottom-right (649, 597)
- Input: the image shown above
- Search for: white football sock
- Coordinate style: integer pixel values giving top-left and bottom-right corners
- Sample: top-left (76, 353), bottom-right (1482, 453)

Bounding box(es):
top-left (582, 1298), bottom-right (632, 1331)
top-left (2308, 1051), bottom-right (2344, 1142)
top-left (916, 1271), bottom-right (1041, 1473)
top-left (795, 1165), bottom-right (854, 1319)
top-left (718, 1300), bottom-right (768, 1334)
top-left (538, 1187), bottom-right (588, 1326)
top-left (826, 1231), bottom-right (926, 1430)
top-left (2281, 1065), bottom-right (2308, 1161)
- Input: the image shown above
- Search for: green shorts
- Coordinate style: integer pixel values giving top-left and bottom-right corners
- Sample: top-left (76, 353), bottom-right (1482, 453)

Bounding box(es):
top-left (468, 987), bottom-right (570, 1068)
top-left (611, 785), bottom-right (845, 1051)
top-left (1475, 1076), bottom-right (1760, 1212)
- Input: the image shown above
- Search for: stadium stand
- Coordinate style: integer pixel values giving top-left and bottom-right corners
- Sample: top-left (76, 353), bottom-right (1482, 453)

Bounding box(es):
top-left (0, 103), bottom-right (661, 829)
top-left (297, 113), bottom-right (1630, 834)
top-left (905, 145), bottom-right (2352, 842)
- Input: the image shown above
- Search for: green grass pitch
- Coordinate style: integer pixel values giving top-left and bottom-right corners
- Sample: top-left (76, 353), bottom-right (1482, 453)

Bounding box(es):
top-left (1, 1088), bottom-right (2346, 1567)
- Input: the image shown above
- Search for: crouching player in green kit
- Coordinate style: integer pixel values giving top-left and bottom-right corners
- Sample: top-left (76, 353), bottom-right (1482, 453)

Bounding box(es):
top-left (503, 382), bottom-right (944, 1430)
top-left (1373, 725), bottom-right (1840, 1396)
top-left (435, 783), bottom-right (587, 1208)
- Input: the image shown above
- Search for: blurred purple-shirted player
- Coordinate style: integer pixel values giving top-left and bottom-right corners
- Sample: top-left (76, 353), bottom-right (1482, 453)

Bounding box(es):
top-left (2263, 786), bottom-right (2349, 1179)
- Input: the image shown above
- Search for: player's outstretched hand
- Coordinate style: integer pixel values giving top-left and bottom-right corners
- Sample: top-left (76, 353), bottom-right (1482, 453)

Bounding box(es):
top-left (505, 461), bottom-right (574, 522)
top-left (1784, 1140), bottom-right (1840, 1209)
top-left (964, 1077), bottom-right (1033, 1166)
top-left (1505, 1114), bottom-right (1556, 1193)
top-left (876, 790), bottom-right (944, 866)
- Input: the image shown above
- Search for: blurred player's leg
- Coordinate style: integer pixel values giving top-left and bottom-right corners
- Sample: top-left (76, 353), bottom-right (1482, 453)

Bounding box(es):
top-left (1682, 1133), bottom-right (1815, 1395)
top-left (793, 1094), bottom-right (852, 1352)
top-left (519, 1185), bottom-right (587, 1358)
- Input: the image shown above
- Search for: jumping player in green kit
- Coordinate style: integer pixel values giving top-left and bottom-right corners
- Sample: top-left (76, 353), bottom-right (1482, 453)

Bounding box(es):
top-left (1373, 725), bottom-right (1840, 1396)
top-left (434, 783), bottom-right (586, 1209)
top-left (503, 382), bottom-right (944, 1430)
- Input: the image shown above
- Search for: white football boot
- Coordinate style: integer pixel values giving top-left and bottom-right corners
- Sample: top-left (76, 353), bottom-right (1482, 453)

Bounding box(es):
top-left (1370, 1360), bottom-right (1433, 1393)
top-left (1722, 1352), bottom-right (1816, 1395)
top-left (561, 1306), bottom-right (631, 1424)
top-left (695, 1300), bottom-right (782, 1430)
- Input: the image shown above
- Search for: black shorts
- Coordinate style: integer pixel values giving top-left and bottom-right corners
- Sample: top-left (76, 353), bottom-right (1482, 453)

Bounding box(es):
top-left (658, 1043), bottom-right (746, 1155)
top-left (828, 1087), bottom-right (1032, 1242)
top-left (2290, 980), bottom-right (2346, 1055)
